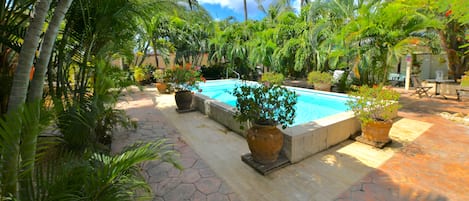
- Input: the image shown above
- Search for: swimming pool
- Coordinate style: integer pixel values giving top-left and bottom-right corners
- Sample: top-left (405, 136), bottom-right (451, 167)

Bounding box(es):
top-left (191, 79), bottom-right (364, 163)
top-left (197, 79), bottom-right (351, 126)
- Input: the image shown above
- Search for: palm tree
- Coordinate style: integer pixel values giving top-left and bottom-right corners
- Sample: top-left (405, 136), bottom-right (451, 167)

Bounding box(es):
top-left (2, 0), bottom-right (52, 198)
top-left (0, 0), bottom-right (35, 114)
top-left (188, 0), bottom-right (197, 10)
top-left (341, 0), bottom-right (439, 85)
top-left (28, 0), bottom-right (74, 101)
top-left (8, 0), bottom-right (51, 112)
top-left (244, 0), bottom-right (248, 22)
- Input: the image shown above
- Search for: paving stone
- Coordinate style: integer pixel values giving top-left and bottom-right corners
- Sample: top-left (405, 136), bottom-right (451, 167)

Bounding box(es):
top-left (227, 193), bottom-right (242, 201)
top-left (207, 193), bottom-right (229, 201)
top-left (163, 184), bottom-right (196, 201)
top-left (114, 90), bottom-right (239, 201)
top-left (195, 178), bottom-right (222, 194)
top-left (191, 191), bottom-right (207, 201)
top-left (154, 178), bottom-right (182, 196)
top-left (168, 167), bottom-right (183, 177)
top-left (180, 158), bottom-right (197, 168)
top-left (182, 168), bottom-right (201, 183)
top-left (148, 171), bottom-right (168, 183)
top-left (199, 168), bottom-right (216, 178)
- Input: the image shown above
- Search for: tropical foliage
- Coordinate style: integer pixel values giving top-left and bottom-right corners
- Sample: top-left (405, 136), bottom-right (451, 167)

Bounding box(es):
top-left (166, 64), bottom-right (205, 90)
top-left (232, 83), bottom-right (297, 129)
top-left (261, 72), bottom-right (284, 85)
top-left (307, 71), bottom-right (333, 85)
top-left (0, 0), bottom-right (194, 200)
top-left (207, 0), bottom-right (467, 84)
top-left (346, 85), bottom-right (401, 126)
top-left (1, 0), bottom-right (468, 199)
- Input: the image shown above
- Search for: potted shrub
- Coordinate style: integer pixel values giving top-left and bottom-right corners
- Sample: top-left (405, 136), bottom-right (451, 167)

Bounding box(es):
top-left (232, 83), bottom-right (297, 164)
top-left (153, 69), bottom-right (170, 94)
top-left (346, 85), bottom-right (401, 147)
top-left (261, 72), bottom-right (285, 85)
top-left (166, 64), bottom-right (205, 111)
top-left (307, 71), bottom-right (333, 91)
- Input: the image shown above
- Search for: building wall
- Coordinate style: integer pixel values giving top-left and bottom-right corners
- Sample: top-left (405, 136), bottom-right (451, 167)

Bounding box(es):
top-left (135, 53), bottom-right (210, 69)
top-left (395, 54), bottom-right (449, 80)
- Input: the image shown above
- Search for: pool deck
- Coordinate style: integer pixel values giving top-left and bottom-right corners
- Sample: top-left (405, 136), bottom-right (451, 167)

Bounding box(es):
top-left (113, 86), bottom-right (469, 201)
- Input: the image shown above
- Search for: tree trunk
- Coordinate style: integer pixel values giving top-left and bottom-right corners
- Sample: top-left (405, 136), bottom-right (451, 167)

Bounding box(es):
top-left (3, 0), bottom-right (51, 199)
top-left (137, 43), bottom-right (150, 67)
top-left (438, 29), bottom-right (463, 80)
top-left (152, 40), bottom-right (160, 68)
top-left (8, 0), bottom-right (51, 112)
top-left (244, 0), bottom-right (248, 22)
top-left (19, 1), bottom-right (73, 199)
top-left (28, 0), bottom-right (74, 101)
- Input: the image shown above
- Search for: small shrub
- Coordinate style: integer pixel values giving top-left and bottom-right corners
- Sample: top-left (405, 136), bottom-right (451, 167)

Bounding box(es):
top-left (307, 71), bottom-right (333, 85)
top-left (133, 66), bottom-right (145, 83)
top-left (232, 83), bottom-right (297, 129)
top-left (346, 85), bottom-right (401, 126)
top-left (261, 72), bottom-right (285, 85)
top-left (201, 64), bottom-right (226, 80)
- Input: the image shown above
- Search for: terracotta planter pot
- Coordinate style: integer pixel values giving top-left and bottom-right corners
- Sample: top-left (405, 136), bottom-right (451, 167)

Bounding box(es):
top-left (156, 82), bottom-right (168, 94)
top-left (361, 120), bottom-right (393, 143)
top-left (175, 90), bottom-right (193, 110)
top-left (314, 83), bottom-right (331, 91)
top-left (246, 124), bottom-right (283, 164)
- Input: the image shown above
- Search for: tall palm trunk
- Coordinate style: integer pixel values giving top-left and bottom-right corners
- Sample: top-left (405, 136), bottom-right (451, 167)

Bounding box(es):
top-left (3, 0), bottom-right (51, 199)
top-left (244, 0), bottom-right (248, 22)
top-left (8, 0), bottom-right (51, 112)
top-left (28, 0), bottom-right (74, 101)
top-left (438, 29), bottom-right (464, 80)
top-left (19, 1), bottom-right (73, 199)
top-left (152, 39), bottom-right (160, 68)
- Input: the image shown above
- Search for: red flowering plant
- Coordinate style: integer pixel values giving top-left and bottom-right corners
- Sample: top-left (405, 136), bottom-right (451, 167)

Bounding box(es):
top-left (167, 63), bottom-right (206, 91)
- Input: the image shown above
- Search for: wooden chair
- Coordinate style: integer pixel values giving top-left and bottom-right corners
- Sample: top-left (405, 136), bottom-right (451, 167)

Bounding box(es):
top-left (456, 78), bottom-right (469, 101)
top-left (411, 75), bottom-right (432, 98)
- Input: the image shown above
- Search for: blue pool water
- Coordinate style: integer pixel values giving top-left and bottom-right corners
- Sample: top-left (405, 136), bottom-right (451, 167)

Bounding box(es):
top-left (197, 79), bottom-right (351, 126)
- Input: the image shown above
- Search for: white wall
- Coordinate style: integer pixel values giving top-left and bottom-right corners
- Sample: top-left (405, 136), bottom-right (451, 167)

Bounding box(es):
top-left (394, 53), bottom-right (449, 80)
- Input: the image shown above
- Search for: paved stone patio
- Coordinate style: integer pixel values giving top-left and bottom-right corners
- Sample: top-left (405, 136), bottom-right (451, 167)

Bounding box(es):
top-left (113, 86), bottom-right (469, 201)
top-left (112, 87), bottom-right (240, 201)
top-left (336, 90), bottom-right (469, 201)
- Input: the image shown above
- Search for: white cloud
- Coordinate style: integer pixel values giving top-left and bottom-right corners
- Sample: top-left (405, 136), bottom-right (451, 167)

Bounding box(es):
top-left (198, 0), bottom-right (271, 14)
top-left (199, 0), bottom-right (302, 20)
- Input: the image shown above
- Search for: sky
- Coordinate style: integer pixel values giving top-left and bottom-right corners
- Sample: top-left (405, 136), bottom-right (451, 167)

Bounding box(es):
top-left (198, 0), bottom-right (301, 21)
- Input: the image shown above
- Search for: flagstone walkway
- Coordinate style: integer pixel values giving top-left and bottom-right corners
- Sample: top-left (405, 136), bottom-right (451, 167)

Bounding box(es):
top-left (112, 87), bottom-right (240, 201)
top-left (336, 90), bottom-right (469, 201)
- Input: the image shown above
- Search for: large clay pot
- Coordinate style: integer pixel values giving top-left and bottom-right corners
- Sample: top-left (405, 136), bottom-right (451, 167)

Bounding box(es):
top-left (361, 120), bottom-right (393, 143)
top-left (313, 83), bottom-right (331, 91)
top-left (156, 82), bottom-right (168, 94)
top-left (175, 90), bottom-right (193, 110)
top-left (246, 124), bottom-right (284, 164)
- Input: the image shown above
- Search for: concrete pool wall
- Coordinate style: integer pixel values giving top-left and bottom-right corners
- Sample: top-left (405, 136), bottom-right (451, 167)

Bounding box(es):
top-left (192, 89), bottom-right (396, 163)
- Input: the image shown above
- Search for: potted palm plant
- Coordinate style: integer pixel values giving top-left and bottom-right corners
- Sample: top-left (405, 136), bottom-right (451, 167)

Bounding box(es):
top-left (166, 64), bottom-right (205, 111)
top-left (346, 85), bottom-right (401, 147)
top-left (232, 83), bottom-right (297, 164)
top-left (307, 71), bottom-right (333, 91)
